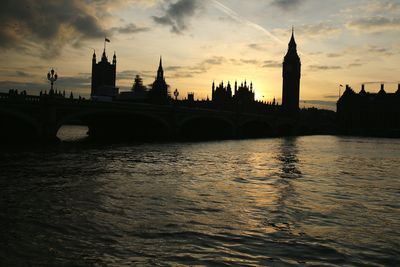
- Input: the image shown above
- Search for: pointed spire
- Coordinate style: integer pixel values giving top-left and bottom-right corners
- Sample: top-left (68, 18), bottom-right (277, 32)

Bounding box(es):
top-left (289, 26), bottom-right (297, 48)
top-left (92, 49), bottom-right (96, 61)
top-left (101, 48), bottom-right (107, 61)
top-left (157, 56), bottom-right (164, 80)
top-left (379, 84), bottom-right (386, 95)
top-left (113, 51), bottom-right (116, 65)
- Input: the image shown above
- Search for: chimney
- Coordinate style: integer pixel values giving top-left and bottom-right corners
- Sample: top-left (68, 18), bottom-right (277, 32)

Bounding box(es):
top-left (381, 84), bottom-right (384, 91)
top-left (361, 84), bottom-right (365, 91)
top-left (346, 84), bottom-right (349, 90)
top-left (398, 83), bottom-right (400, 91)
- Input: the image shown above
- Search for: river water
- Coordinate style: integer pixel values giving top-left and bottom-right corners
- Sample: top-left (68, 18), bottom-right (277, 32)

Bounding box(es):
top-left (1, 126), bottom-right (399, 266)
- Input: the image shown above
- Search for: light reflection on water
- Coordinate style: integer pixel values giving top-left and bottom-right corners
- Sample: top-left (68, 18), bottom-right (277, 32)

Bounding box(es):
top-left (1, 133), bottom-right (399, 266)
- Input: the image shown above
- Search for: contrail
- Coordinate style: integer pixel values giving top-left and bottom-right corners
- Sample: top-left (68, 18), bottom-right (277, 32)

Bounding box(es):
top-left (210, 0), bottom-right (285, 45)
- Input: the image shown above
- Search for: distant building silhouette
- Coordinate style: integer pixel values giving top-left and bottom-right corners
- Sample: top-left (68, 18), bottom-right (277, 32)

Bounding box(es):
top-left (337, 84), bottom-right (400, 134)
top-left (91, 49), bottom-right (119, 100)
top-left (149, 57), bottom-right (169, 104)
top-left (282, 28), bottom-right (301, 114)
top-left (211, 80), bottom-right (255, 107)
top-left (212, 81), bottom-right (232, 105)
top-left (233, 80), bottom-right (255, 104)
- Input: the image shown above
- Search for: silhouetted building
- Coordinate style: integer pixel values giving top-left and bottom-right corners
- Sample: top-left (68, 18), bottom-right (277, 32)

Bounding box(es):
top-left (212, 81), bottom-right (232, 105)
top-left (337, 84), bottom-right (400, 135)
top-left (233, 80), bottom-right (255, 104)
top-left (212, 80), bottom-right (255, 107)
top-left (91, 49), bottom-right (119, 100)
top-left (282, 28), bottom-right (301, 114)
top-left (149, 57), bottom-right (169, 104)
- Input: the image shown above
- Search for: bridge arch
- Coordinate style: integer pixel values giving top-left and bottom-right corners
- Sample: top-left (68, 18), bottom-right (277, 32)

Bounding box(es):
top-left (178, 115), bottom-right (236, 140)
top-left (0, 107), bottom-right (41, 141)
top-left (56, 109), bottom-right (172, 141)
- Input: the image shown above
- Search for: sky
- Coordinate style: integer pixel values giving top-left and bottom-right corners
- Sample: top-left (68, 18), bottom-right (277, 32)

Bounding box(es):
top-left (0, 0), bottom-right (399, 110)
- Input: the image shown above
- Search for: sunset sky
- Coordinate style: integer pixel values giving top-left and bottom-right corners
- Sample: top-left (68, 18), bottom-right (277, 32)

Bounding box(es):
top-left (0, 0), bottom-right (399, 110)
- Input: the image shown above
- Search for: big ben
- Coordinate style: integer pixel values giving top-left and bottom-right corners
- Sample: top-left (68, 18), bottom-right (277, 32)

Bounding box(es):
top-left (282, 28), bottom-right (301, 114)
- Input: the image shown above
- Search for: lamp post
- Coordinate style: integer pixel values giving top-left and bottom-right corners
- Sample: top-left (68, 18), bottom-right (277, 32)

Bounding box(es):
top-left (173, 89), bottom-right (179, 101)
top-left (47, 68), bottom-right (58, 95)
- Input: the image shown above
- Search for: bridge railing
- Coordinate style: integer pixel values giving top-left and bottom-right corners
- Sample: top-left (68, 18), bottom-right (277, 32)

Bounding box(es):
top-left (0, 93), bottom-right (41, 103)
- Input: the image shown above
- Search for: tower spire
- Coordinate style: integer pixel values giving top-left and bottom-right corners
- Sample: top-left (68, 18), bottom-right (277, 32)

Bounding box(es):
top-left (289, 27), bottom-right (297, 49)
top-left (157, 56), bottom-right (164, 80)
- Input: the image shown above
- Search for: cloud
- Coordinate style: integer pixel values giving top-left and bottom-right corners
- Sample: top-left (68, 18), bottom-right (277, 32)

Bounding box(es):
top-left (300, 99), bottom-right (336, 110)
top-left (153, 0), bottom-right (202, 34)
top-left (348, 63), bottom-right (363, 68)
top-left (0, 0), bottom-right (109, 57)
top-left (323, 95), bottom-right (340, 99)
top-left (248, 43), bottom-right (268, 51)
top-left (309, 65), bottom-right (342, 71)
top-left (270, 0), bottom-right (306, 11)
top-left (296, 22), bottom-right (341, 38)
top-left (240, 59), bottom-right (259, 65)
top-left (347, 17), bottom-right (400, 32)
top-left (263, 60), bottom-right (281, 68)
top-left (111, 23), bottom-right (150, 34)
top-left (326, 53), bottom-right (341, 58)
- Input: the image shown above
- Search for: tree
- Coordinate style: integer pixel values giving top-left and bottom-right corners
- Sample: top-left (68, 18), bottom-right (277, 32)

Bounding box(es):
top-left (132, 75), bottom-right (146, 92)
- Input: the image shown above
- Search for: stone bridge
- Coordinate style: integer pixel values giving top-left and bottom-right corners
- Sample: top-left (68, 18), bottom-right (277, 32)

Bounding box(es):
top-left (0, 93), bottom-right (297, 142)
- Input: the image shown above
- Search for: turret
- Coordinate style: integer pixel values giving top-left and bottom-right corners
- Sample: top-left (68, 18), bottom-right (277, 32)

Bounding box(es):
top-left (101, 49), bottom-right (107, 62)
top-left (379, 83), bottom-right (386, 94)
top-left (234, 80), bottom-right (237, 93)
top-left (359, 84), bottom-right (366, 95)
top-left (113, 52), bottom-right (116, 65)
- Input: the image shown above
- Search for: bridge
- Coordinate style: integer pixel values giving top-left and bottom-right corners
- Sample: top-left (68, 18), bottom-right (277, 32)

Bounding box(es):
top-left (0, 93), bottom-right (298, 142)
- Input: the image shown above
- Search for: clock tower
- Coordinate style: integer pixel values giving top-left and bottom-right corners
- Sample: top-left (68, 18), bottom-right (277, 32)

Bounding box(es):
top-left (282, 28), bottom-right (301, 114)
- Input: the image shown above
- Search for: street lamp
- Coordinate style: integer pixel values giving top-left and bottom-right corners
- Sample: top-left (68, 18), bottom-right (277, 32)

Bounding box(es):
top-left (47, 68), bottom-right (58, 95)
top-left (173, 89), bottom-right (179, 101)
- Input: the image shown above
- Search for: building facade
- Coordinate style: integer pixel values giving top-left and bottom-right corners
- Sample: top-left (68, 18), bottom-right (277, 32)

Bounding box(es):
top-left (91, 49), bottom-right (119, 99)
top-left (337, 84), bottom-right (400, 134)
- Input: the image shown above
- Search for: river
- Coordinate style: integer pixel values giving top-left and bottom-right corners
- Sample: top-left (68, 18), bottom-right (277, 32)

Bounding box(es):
top-left (1, 126), bottom-right (399, 266)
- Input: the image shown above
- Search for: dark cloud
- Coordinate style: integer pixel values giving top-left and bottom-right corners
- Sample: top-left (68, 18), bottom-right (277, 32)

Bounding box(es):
top-left (271, 0), bottom-right (306, 11)
top-left (118, 70), bottom-right (153, 80)
top-left (164, 66), bottom-right (184, 71)
top-left (111, 23), bottom-right (150, 34)
top-left (347, 16), bottom-right (400, 32)
top-left (348, 63), bottom-right (363, 68)
top-left (202, 56), bottom-right (225, 66)
top-left (0, 81), bottom-right (45, 93)
top-left (367, 46), bottom-right (393, 55)
top-left (240, 59), bottom-right (259, 65)
top-left (263, 60), bottom-right (281, 68)
top-left (309, 65), bottom-right (342, 71)
top-left (300, 100), bottom-right (336, 110)
top-left (0, 0), bottom-right (108, 57)
top-left (323, 95), bottom-right (341, 99)
top-left (153, 0), bottom-right (202, 34)
top-left (59, 76), bottom-right (91, 88)
top-left (326, 53), bottom-right (341, 58)
top-left (248, 43), bottom-right (270, 51)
